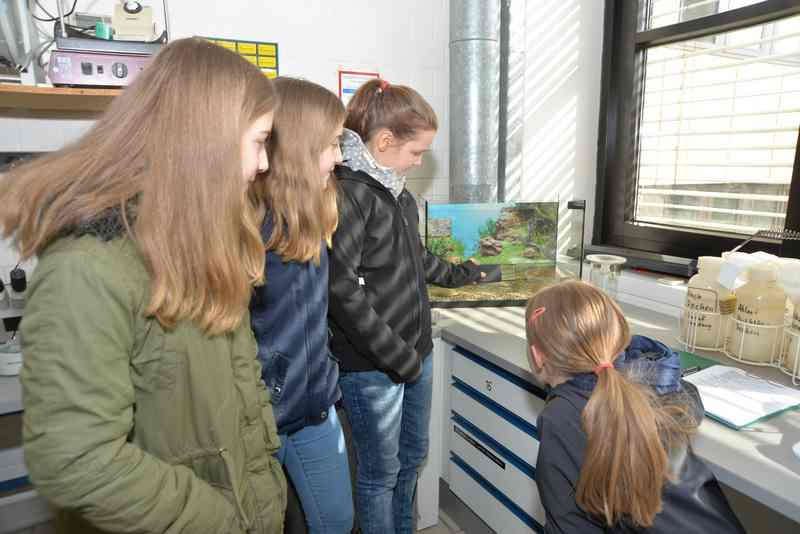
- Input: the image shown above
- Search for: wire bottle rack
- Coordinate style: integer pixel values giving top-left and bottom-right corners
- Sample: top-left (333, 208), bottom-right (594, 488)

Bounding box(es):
top-left (678, 302), bottom-right (800, 386)
top-left (677, 227), bottom-right (800, 385)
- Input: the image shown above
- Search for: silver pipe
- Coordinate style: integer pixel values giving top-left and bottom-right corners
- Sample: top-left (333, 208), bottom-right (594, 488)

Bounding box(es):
top-left (55, 0), bottom-right (67, 38)
top-left (449, 0), bottom-right (501, 203)
top-left (162, 0), bottom-right (171, 40)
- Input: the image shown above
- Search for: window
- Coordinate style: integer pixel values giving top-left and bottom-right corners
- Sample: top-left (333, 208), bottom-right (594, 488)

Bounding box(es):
top-left (596, 0), bottom-right (800, 262)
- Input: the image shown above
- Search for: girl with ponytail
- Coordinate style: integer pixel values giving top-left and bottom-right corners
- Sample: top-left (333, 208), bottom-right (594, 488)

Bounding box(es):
top-left (329, 78), bottom-right (482, 533)
top-left (525, 281), bottom-right (745, 533)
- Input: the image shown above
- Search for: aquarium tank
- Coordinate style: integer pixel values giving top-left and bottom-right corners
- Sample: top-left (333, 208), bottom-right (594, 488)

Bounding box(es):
top-left (425, 200), bottom-right (585, 307)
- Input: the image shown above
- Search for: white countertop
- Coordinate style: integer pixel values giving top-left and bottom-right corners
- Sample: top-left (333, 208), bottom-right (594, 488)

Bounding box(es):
top-left (436, 303), bottom-right (800, 524)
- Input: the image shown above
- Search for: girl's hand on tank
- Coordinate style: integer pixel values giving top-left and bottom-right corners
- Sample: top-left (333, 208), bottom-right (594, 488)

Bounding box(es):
top-left (466, 258), bottom-right (485, 283)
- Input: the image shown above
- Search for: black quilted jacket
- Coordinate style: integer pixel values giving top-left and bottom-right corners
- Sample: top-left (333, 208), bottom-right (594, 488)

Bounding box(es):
top-left (328, 165), bottom-right (481, 383)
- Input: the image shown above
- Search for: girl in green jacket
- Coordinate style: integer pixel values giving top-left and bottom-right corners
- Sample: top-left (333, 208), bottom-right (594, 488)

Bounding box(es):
top-left (0, 38), bottom-right (286, 533)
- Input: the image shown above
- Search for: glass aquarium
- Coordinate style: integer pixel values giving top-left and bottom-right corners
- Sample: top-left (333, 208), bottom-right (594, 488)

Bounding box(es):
top-left (425, 200), bottom-right (586, 307)
top-left (557, 200), bottom-right (586, 282)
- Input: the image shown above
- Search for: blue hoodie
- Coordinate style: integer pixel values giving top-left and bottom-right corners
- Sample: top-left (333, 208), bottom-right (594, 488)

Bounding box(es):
top-left (566, 335), bottom-right (685, 396)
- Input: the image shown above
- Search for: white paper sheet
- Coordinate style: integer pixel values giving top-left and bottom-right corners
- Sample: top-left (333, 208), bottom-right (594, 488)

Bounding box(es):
top-left (684, 365), bottom-right (800, 428)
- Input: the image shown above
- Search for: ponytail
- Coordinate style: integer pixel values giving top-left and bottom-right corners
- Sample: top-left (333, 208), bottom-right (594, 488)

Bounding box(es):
top-left (526, 281), bottom-right (696, 528)
top-left (344, 79), bottom-right (437, 142)
top-left (578, 368), bottom-right (669, 527)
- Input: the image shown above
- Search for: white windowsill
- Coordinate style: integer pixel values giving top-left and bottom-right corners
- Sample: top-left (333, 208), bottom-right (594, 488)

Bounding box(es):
top-left (581, 263), bottom-right (687, 318)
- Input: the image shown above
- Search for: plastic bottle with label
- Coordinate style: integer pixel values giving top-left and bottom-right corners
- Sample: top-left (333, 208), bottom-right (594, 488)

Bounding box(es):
top-left (779, 259), bottom-right (800, 373)
top-left (727, 263), bottom-right (786, 363)
top-left (681, 256), bottom-right (735, 350)
top-left (789, 305), bottom-right (800, 373)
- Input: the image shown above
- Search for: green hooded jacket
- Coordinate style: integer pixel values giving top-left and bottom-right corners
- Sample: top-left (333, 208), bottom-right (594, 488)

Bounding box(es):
top-left (20, 233), bottom-right (286, 533)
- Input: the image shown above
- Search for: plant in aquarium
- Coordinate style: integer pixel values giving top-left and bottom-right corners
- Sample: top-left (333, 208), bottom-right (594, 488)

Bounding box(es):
top-left (428, 236), bottom-right (465, 262)
top-left (478, 218), bottom-right (497, 239)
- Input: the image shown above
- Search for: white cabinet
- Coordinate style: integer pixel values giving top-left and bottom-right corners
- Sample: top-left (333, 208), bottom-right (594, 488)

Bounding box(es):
top-left (446, 343), bottom-right (547, 533)
top-left (0, 378), bottom-right (51, 532)
top-left (417, 337), bottom-right (449, 530)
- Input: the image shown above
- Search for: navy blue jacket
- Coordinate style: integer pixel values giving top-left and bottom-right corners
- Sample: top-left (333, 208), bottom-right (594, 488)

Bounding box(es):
top-left (250, 217), bottom-right (340, 436)
top-left (535, 336), bottom-right (745, 534)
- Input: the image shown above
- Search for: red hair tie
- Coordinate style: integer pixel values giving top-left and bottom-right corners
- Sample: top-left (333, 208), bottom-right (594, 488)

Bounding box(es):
top-left (378, 79), bottom-right (390, 93)
top-left (594, 362), bottom-right (613, 375)
top-left (528, 306), bottom-right (546, 324)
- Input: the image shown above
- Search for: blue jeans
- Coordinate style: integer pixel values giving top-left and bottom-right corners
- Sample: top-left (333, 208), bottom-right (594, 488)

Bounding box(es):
top-left (339, 354), bottom-right (434, 534)
top-left (276, 406), bottom-right (354, 534)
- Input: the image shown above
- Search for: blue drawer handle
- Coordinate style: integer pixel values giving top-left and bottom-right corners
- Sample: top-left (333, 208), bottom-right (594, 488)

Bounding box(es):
top-left (452, 378), bottom-right (540, 440)
top-left (452, 411), bottom-right (537, 481)
top-left (452, 345), bottom-right (548, 400)
top-left (451, 452), bottom-right (544, 533)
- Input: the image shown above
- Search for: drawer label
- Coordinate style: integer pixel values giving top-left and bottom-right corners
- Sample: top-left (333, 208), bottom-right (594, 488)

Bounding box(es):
top-left (454, 425), bottom-right (505, 470)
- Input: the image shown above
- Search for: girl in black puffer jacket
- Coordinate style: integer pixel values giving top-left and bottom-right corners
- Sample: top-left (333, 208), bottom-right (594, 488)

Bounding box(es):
top-left (329, 79), bottom-right (481, 534)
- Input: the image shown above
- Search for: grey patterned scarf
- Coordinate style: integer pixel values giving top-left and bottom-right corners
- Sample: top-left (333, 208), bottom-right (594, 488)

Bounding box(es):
top-left (340, 128), bottom-right (406, 198)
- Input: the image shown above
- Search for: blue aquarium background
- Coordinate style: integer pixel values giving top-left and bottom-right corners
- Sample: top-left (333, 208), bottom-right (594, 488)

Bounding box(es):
top-left (426, 202), bottom-right (558, 265)
top-left (423, 201), bottom-right (570, 307)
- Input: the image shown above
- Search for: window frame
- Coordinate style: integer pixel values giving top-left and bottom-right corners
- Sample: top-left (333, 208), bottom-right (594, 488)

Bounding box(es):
top-left (594, 0), bottom-right (800, 265)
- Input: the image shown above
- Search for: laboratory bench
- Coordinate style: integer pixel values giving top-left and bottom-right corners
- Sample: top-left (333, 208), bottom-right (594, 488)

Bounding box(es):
top-left (418, 302), bottom-right (800, 534)
top-left (3, 301), bottom-right (800, 532)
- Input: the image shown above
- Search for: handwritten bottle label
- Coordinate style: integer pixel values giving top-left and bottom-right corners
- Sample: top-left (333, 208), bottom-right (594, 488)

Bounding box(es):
top-left (683, 287), bottom-right (725, 348)
top-left (735, 303), bottom-right (765, 337)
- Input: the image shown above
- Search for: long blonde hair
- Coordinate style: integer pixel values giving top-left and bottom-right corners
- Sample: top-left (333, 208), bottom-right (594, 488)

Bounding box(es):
top-left (251, 77), bottom-right (343, 264)
top-left (344, 78), bottom-right (437, 142)
top-left (526, 281), bottom-right (695, 528)
top-left (0, 37), bottom-right (277, 335)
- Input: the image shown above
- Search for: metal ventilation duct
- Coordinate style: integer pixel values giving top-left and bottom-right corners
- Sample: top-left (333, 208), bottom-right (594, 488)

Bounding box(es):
top-left (449, 0), bottom-right (501, 203)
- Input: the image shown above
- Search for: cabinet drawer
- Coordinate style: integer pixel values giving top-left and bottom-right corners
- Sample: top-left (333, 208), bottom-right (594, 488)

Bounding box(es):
top-left (450, 455), bottom-right (543, 534)
top-left (451, 417), bottom-right (545, 527)
top-left (0, 447), bottom-right (27, 487)
top-left (0, 489), bottom-right (51, 533)
top-left (450, 384), bottom-right (540, 469)
top-left (451, 346), bottom-right (546, 429)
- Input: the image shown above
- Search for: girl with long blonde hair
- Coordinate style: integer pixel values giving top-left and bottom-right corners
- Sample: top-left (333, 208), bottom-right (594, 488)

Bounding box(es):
top-left (0, 38), bottom-right (286, 533)
top-left (249, 77), bottom-right (353, 533)
top-left (525, 281), bottom-right (744, 533)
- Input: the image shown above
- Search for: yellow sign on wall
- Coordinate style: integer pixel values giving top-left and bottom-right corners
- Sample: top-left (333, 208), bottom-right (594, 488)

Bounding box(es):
top-left (201, 36), bottom-right (279, 79)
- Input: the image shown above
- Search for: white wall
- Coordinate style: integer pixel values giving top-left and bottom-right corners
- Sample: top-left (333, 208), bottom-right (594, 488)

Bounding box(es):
top-left (507, 0), bottom-right (604, 247)
top-left (0, 0), bottom-right (452, 271)
top-left (166, 0), bottom-right (452, 202)
top-left (1, 0), bottom-right (450, 192)
top-left (2, 0), bottom-right (605, 265)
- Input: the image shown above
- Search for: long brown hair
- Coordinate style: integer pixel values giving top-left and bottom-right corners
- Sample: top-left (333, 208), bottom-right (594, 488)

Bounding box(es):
top-left (526, 281), bottom-right (695, 528)
top-left (0, 37), bottom-right (277, 335)
top-left (344, 78), bottom-right (438, 142)
top-left (251, 77), bottom-right (343, 264)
